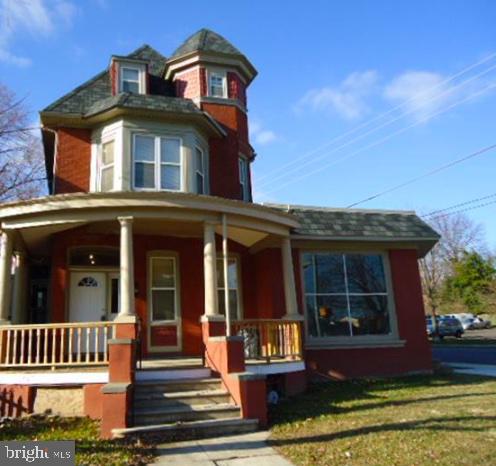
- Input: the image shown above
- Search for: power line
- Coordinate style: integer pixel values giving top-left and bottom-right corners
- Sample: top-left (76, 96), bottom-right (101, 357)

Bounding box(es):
top-left (426, 197), bottom-right (496, 220)
top-left (258, 81), bottom-right (496, 199)
top-left (423, 192), bottom-right (496, 218)
top-left (255, 52), bottom-right (496, 186)
top-left (257, 61), bottom-right (496, 191)
top-left (346, 143), bottom-right (496, 208)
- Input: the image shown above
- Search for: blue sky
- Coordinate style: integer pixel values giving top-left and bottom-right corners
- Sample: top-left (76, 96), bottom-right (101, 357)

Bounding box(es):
top-left (1, 0), bottom-right (496, 246)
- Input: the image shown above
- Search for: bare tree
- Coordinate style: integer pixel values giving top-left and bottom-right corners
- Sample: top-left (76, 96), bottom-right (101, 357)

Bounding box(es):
top-left (420, 212), bottom-right (487, 316)
top-left (0, 83), bottom-right (46, 202)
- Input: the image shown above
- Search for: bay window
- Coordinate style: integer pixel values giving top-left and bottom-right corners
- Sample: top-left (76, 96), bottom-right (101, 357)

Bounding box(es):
top-left (303, 253), bottom-right (393, 339)
top-left (133, 134), bottom-right (182, 191)
top-left (99, 140), bottom-right (115, 191)
top-left (195, 147), bottom-right (205, 194)
top-left (209, 72), bottom-right (226, 98)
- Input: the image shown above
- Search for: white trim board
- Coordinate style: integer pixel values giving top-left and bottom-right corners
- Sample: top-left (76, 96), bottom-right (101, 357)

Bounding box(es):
top-left (246, 361), bottom-right (305, 375)
top-left (0, 371), bottom-right (108, 386)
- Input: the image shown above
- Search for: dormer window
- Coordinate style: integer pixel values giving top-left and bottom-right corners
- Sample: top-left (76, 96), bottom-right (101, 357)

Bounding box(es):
top-left (208, 71), bottom-right (227, 98)
top-left (121, 67), bottom-right (141, 93)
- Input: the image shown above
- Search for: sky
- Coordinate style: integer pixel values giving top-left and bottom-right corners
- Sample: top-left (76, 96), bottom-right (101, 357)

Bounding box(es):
top-left (1, 0), bottom-right (496, 246)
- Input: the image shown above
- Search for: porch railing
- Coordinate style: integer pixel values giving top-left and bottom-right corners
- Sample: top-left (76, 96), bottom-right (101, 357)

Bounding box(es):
top-left (231, 319), bottom-right (303, 363)
top-left (0, 322), bottom-right (117, 369)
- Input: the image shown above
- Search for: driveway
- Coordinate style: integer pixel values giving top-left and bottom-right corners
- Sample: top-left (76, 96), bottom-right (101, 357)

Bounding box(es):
top-left (151, 431), bottom-right (293, 465)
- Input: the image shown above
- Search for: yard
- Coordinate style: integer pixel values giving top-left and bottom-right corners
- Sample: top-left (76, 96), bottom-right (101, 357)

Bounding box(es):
top-left (269, 374), bottom-right (496, 466)
top-left (0, 416), bottom-right (154, 466)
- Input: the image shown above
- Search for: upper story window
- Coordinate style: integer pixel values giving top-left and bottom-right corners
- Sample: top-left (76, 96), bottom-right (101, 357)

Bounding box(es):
top-left (121, 67), bottom-right (141, 93)
top-left (239, 157), bottom-right (250, 201)
top-left (99, 140), bottom-right (115, 191)
top-left (302, 253), bottom-right (394, 340)
top-left (195, 147), bottom-right (205, 194)
top-left (133, 134), bottom-right (182, 191)
top-left (209, 71), bottom-right (227, 98)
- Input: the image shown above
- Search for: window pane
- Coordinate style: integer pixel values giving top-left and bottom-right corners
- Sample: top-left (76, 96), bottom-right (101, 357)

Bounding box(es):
top-left (161, 165), bottom-right (180, 190)
top-left (315, 254), bottom-right (345, 293)
top-left (218, 290), bottom-right (238, 319)
top-left (195, 147), bottom-right (203, 172)
top-left (101, 166), bottom-right (113, 191)
top-left (315, 295), bottom-right (351, 337)
top-left (210, 75), bottom-right (224, 97)
top-left (161, 138), bottom-right (180, 163)
top-left (102, 141), bottom-right (114, 165)
top-left (346, 254), bottom-right (387, 294)
top-left (134, 162), bottom-right (155, 188)
top-left (152, 290), bottom-right (175, 321)
top-left (122, 68), bottom-right (139, 81)
top-left (134, 135), bottom-right (155, 162)
top-left (197, 173), bottom-right (204, 194)
top-left (122, 80), bottom-right (139, 94)
top-left (349, 295), bottom-right (390, 335)
top-left (152, 258), bottom-right (175, 288)
top-left (216, 259), bottom-right (237, 289)
top-left (302, 254), bottom-right (315, 294)
top-left (306, 296), bottom-right (319, 337)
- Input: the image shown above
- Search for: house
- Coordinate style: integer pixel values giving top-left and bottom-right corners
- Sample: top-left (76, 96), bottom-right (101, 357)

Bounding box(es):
top-left (0, 29), bottom-right (439, 438)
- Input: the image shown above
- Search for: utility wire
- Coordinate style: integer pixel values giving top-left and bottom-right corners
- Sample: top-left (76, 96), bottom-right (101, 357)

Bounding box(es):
top-left (258, 81), bottom-right (496, 198)
top-left (426, 197), bottom-right (496, 220)
top-left (256, 52), bottom-right (496, 185)
top-left (423, 192), bottom-right (496, 218)
top-left (346, 143), bottom-right (496, 208)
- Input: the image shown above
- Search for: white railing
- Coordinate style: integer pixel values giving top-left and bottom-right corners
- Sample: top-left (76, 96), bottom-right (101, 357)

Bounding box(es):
top-left (231, 319), bottom-right (303, 363)
top-left (0, 322), bottom-right (117, 369)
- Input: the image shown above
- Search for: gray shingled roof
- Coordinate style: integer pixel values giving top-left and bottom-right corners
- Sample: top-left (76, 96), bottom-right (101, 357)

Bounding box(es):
top-left (266, 204), bottom-right (440, 241)
top-left (42, 45), bottom-right (168, 115)
top-left (171, 28), bottom-right (243, 59)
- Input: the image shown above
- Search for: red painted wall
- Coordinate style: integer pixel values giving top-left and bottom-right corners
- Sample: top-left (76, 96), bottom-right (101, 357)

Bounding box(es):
top-left (302, 249), bottom-right (433, 378)
top-left (54, 128), bottom-right (91, 194)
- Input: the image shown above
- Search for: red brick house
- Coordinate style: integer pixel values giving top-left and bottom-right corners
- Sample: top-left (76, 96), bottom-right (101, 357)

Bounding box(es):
top-left (0, 29), bottom-right (439, 438)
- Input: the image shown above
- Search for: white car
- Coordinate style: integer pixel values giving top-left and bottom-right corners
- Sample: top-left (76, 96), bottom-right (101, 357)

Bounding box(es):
top-left (470, 316), bottom-right (492, 329)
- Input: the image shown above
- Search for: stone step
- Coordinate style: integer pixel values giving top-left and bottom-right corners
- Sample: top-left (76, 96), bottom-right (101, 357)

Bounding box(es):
top-left (134, 389), bottom-right (232, 408)
top-left (112, 417), bottom-right (259, 440)
top-left (134, 378), bottom-right (222, 394)
top-left (134, 403), bottom-right (240, 425)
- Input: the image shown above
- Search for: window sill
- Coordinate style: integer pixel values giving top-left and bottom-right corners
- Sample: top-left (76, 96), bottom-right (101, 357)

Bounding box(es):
top-left (305, 338), bottom-right (406, 350)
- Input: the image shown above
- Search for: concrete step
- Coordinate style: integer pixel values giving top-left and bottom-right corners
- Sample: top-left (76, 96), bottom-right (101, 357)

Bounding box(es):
top-left (134, 389), bottom-right (232, 408)
top-left (112, 417), bottom-right (258, 440)
top-left (134, 403), bottom-right (240, 425)
top-left (134, 378), bottom-right (222, 395)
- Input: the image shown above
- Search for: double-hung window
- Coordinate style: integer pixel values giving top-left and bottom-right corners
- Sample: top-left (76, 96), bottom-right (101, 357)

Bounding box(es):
top-left (195, 147), bottom-right (205, 194)
top-left (239, 158), bottom-right (250, 201)
top-left (120, 67), bottom-right (141, 93)
top-left (303, 253), bottom-right (392, 339)
top-left (150, 256), bottom-right (177, 322)
top-left (133, 134), bottom-right (182, 191)
top-left (99, 140), bottom-right (115, 191)
top-left (216, 257), bottom-right (240, 319)
top-left (209, 72), bottom-right (226, 98)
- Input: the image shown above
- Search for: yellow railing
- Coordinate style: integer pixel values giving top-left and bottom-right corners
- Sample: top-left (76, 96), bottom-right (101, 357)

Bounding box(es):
top-left (0, 322), bottom-right (117, 369)
top-left (231, 319), bottom-right (303, 363)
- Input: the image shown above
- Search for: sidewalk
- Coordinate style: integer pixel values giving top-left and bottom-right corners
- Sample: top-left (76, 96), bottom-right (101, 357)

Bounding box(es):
top-left (447, 362), bottom-right (496, 377)
top-left (151, 431), bottom-right (293, 465)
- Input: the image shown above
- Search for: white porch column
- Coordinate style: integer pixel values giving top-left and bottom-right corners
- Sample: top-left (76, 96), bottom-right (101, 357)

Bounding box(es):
top-left (281, 236), bottom-right (301, 320)
top-left (12, 252), bottom-right (27, 324)
top-left (117, 216), bottom-right (135, 320)
top-left (203, 221), bottom-right (219, 319)
top-left (0, 230), bottom-right (14, 324)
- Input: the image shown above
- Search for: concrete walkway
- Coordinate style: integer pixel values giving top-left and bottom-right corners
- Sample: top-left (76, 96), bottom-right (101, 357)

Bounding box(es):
top-left (151, 431), bottom-right (293, 465)
top-left (447, 362), bottom-right (496, 377)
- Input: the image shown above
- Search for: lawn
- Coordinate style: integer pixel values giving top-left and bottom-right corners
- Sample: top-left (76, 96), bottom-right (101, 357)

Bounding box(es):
top-left (0, 416), bottom-right (155, 466)
top-left (269, 374), bottom-right (496, 466)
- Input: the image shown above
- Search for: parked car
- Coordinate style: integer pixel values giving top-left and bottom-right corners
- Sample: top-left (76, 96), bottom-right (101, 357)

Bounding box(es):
top-left (469, 316), bottom-right (492, 329)
top-left (426, 315), bottom-right (464, 339)
top-left (444, 313), bottom-right (476, 330)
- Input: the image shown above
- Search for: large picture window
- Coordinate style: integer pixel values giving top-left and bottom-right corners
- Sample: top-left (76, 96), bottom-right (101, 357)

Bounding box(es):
top-left (133, 134), bottom-right (182, 191)
top-left (150, 256), bottom-right (177, 322)
top-left (303, 253), bottom-right (391, 338)
top-left (216, 257), bottom-right (240, 319)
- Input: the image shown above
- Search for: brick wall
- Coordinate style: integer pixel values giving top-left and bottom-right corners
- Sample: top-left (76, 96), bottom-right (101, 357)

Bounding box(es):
top-left (54, 128), bottom-right (91, 194)
top-left (174, 67), bottom-right (202, 99)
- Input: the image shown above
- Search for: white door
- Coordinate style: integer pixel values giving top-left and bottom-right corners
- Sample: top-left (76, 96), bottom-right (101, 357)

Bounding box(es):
top-left (69, 272), bottom-right (107, 322)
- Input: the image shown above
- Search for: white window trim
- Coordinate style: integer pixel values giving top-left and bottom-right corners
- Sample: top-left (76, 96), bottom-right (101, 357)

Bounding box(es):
top-left (300, 250), bottom-right (400, 346)
top-left (208, 70), bottom-right (227, 98)
top-left (195, 146), bottom-right (205, 194)
top-left (119, 65), bottom-right (143, 94)
top-left (98, 139), bottom-right (115, 192)
top-left (132, 133), bottom-right (184, 192)
top-left (216, 255), bottom-right (243, 320)
top-left (239, 156), bottom-right (250, 201)
top-left (149, 255), bottom-right (178, 325)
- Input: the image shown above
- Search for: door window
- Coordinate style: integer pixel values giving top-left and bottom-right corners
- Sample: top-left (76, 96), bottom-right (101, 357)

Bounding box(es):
top-left (150, 256), bottom-right (177, 321)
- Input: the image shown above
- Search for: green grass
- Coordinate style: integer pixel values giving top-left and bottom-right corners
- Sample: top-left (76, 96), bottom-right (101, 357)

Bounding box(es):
top-left (269, 374), bottom-right (496, 466)
top-left (0, 416), bottom-right (155, 466)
